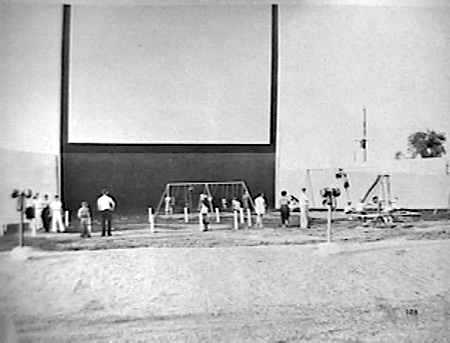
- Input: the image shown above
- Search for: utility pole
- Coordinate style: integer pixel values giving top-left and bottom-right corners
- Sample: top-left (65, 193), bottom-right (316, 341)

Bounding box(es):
top-left (361, 107), bottom-right (368, 163)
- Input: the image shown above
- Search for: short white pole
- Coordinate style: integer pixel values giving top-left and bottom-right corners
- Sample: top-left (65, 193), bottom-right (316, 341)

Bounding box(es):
top-left (233, 211), bottom-right (239, 230)
top-left (0, 224), bottom-right (4, 236)
top-left (31, 220), bottom-right (36, 237)
top-left (199, 212), bottom-right (204, 231)
top-left (149, 208), bottom-right (155, 233)
top-left (64, 211), bottom-right (69, 227)
top-left (184, 207), bottom-right (189, 223)
top-left (239, 208), bottom-right (244, 224)
top-left (215, 208), bottom-right (220, 223)
top-left (247, 209), bottom-right (252, 227)
top-left (327, 205), bottom-right (332, 243)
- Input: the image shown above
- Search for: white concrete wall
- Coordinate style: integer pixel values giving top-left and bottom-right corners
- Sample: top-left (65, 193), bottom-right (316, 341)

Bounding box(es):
top-left (299, 159), bottom-right (450, 209)
top-left (0, 4), bottom-right (61, 226)
top-left (276, 3), bottom-right (450, 209)
top-left (0, 149), bottom-right (59, 226)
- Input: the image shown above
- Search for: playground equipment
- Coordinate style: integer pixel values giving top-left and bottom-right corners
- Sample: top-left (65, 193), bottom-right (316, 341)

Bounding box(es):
top-left (306, 168), bottom-right (421, 226)
top-left (347, 173), bottom-right (420, 226)
top-left (320, 187), bottom-right (341, 242)
top-left (154, 181), bottom-right (254, 219)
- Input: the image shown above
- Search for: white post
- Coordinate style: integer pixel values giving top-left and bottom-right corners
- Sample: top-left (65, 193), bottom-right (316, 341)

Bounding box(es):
top-left (30, 220), bottom-right (36, 237)
top-left (64, 210), bottom-right (69, 228)
top-left (327, 205), bottom-right (332, 243)
top-left (239, 208), bottom-right (244, 224)
top-left (233, 211), bottom-right (239, 230)
top-left (149, 208), bottom-right (155, 233)
top-left (247, 209), bottom-right (252, 227)
top-left (215, 208), bottom-right (220, 223)
top-left (199, 212), bottom-right (204, 231)
top-left (0, 224), bottom-right (4, 236)
top-left (184, 207), bottom-right (189, 223)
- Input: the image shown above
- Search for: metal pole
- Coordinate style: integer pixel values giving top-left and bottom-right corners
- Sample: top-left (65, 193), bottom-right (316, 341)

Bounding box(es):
top-left (327, 204), bottom-right (332, 243)
top-left (19, 196), bottom-right (24, 247)
top-left (363, 107), bottom-right (367, 163)
top-left (149, 208), bottom-right (155, 233)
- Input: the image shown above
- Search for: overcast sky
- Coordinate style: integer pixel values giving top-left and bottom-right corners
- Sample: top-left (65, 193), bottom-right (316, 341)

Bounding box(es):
top-left (0, 1), bottom-right (449, 157)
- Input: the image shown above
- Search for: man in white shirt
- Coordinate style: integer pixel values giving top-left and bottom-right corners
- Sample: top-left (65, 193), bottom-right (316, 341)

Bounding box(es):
top-left (97, 190), bottom-right (116, 237)
top-left (50, 195), bottom-right (65, 233)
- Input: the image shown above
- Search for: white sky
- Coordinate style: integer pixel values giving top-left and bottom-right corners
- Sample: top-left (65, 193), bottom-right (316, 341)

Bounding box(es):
top-left (0, 1), bottom-right (449, 154)
top-left (278, 4), bottom-right (450, 169)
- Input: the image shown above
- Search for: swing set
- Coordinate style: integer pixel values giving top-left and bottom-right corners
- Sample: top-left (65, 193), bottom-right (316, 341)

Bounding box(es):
top-left (154, 181), bottom-right (255, 219)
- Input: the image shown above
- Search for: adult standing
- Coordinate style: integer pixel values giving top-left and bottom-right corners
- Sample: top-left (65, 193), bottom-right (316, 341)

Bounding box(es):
top-left (41, 194), bottom-right (51, 232)
top-left (97, 190), bottom-right (116, 237)
top-left (254, 193), bottom-right (266, 228)
top-left (50, 195), bottom-right (65, 233)
top-left (299, 188), bottom-right (309, 229)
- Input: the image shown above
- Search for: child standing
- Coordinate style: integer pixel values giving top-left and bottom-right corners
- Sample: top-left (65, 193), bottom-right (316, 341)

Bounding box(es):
top-left (231, 198), bottom-right (241, 211)
top-left (254, 193), bottom-right (266, 228)
top-left (242, 190), bottom-right (251, 210)
top-left (164, 195), bottom-right (173, 215)
top-left (77, 201), bottom-right (91, 238)
top-left (199, 194), bottom-right (210, 231)
top-left (279, 190), bottom-right (290, 228)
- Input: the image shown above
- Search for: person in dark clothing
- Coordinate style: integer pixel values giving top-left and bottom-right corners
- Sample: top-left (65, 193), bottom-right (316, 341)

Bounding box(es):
top-left (41, 194), bottom-right (51, 232)
top-left (97, 190), bottom-right (116, 236)
top-left (279, 190), bottom-right (291, 228)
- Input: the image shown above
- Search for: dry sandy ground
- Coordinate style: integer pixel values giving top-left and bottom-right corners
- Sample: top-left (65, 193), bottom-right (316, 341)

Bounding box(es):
top-left (0, 236), bottom-right (449, 342)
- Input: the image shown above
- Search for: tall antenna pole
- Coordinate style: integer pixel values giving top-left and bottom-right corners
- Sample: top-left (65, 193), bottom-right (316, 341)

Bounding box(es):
top-left (362, 107), bottom-right (367, 162)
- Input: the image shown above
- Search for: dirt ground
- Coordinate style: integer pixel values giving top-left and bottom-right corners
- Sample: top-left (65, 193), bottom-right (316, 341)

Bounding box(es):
top-left (0, 211), bottom-right (449, 342)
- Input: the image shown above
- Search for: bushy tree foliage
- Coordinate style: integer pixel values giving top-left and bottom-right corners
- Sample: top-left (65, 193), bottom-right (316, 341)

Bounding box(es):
top-left (407, 130), bottom-right (446, 158)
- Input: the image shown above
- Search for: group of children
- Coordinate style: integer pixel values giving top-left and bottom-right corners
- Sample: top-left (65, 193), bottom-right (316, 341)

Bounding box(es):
top-left (22, 190), bottom-right (116, 239)
top-left (198, 192), bottom-right (267, 231)
top-left (26, 188), bottom-right (309, 237)
top-left (25, 193), bottom-right (66, 234)
top-left (164, 190), bottom-right (255, 216)
top-left (196, 190), bottom-right (309, 231)
top-left (164, 188), bottom-right (310, 231)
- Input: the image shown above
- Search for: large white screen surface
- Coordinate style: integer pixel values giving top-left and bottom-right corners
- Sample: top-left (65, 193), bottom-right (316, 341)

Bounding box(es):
top-left (69, 6), bottom-right (271, 144)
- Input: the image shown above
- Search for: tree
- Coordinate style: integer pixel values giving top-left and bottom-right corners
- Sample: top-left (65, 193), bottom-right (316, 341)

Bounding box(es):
top-left (407, 130), bottom-right (447, 158)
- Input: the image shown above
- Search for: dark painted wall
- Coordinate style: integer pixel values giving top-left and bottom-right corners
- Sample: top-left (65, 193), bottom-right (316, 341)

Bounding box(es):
top-left (63, 151), bottom-right (275, 214)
